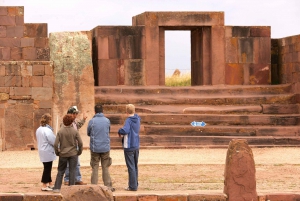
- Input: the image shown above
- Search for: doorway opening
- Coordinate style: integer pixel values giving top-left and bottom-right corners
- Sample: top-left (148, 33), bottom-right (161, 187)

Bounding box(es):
top-left (165, 31), bottom-right (191, 86)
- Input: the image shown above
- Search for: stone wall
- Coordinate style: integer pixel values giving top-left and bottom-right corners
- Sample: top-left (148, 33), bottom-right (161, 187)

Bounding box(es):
top-left (225, 26), bottom-right (271, 85)
top-left (272, 35), bottom-right (300, 101)
top-left (0, 61), bottom-right (53, 150)
top-left (92, 26), bottom-right (145, 86)
top-left (0, 6), bottom-right (52, 151)
top-left (0, 6), bottom-right (49, 61)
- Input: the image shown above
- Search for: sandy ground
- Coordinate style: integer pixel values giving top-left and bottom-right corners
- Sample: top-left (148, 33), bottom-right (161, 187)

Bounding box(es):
top-left (0, 147), bottom-right (300, 194)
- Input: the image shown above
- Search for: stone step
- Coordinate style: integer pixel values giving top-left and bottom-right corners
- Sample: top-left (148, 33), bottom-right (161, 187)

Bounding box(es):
top-left (141, 125), bottom-right (300, 136)
top-left (95, 84), bottom-right (292, 95)
top-left (106, 114), bottom-right (300, 126)
top-left (110, 135), bottom-right (300, 147)
top-left (109, 125), bottom-right (300, 137)
top-left (96, 93), bottom-right (296, 105)
top-left (103, 104), bottom-right (300, 114)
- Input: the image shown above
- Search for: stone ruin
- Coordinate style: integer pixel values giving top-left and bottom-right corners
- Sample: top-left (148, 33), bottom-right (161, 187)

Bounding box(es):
top-left (0, 6), bottom-right (300, 151)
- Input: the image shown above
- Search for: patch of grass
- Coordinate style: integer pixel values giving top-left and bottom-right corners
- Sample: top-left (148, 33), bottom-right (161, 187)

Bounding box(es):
top-left (165, 73), bottom-right (191, 86)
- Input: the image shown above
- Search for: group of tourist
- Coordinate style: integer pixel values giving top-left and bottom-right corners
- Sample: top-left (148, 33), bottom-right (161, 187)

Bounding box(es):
top-left (35, 104), bottom-right (141, 193)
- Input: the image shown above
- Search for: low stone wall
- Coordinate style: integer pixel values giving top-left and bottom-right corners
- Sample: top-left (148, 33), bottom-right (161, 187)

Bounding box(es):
top-left (1, 192), bottom-right (300, 201)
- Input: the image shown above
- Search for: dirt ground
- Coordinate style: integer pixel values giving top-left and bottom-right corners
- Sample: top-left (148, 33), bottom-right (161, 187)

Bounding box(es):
top-left (0, 148), bottom-right (300, 194)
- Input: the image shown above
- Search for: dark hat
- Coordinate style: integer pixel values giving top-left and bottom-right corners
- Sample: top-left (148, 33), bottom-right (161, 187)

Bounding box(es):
top-left (67, 106), bottom-right (79, 114)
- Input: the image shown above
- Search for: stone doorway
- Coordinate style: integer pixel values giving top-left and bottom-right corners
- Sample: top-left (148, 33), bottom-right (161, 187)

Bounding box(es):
top-left (162, 27), bottom-right (212, 86)
top-left (165, 31), bottom-right (191, 86)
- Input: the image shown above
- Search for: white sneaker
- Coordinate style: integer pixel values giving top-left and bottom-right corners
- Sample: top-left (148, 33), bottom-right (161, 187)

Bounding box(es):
top-left (41, 186), bottom-right (53, 191)
top-left (52, 189), bottom-right (60, 193)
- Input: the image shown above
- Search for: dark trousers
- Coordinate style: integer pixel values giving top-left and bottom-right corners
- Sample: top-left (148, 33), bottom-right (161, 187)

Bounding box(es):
top-left (124, 149), bottom-right (139, 190)
top-left (41, 161), bottom-right (53, 183)
top-left (54, 155), bottom-right (78, 190)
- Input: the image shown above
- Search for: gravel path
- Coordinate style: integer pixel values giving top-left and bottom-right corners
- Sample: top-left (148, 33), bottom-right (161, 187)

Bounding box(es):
top-left (1, 147), bottom-right (300, 168)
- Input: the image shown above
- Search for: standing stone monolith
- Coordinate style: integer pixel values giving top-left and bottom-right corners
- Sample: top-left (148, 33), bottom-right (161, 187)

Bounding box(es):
top-left (223, 139), bottom-right (257, 201)
top-left (49, 31), bottom-right (94, 145)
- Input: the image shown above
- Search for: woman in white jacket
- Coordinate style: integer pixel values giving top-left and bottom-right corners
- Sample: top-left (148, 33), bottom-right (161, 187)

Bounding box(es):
top-left (36, 113), bottom-right (57, 191)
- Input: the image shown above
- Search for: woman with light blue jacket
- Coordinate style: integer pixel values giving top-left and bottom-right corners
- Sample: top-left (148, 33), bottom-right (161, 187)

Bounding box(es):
top-left (36, 113), bottom-right (57, 191)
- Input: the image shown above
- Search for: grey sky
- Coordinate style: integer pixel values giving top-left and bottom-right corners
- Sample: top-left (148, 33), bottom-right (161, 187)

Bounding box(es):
top-left (1, 0), bottom-right (300, 75)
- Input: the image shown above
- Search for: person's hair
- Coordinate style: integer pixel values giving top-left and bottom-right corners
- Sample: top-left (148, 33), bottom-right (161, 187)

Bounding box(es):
top-left (40, 113), bottom-right (52, 127)
top-left (126, 104), bottom-right (135, 114)
top-left (95, 104), bottom-right (103, 113)
top-left (63, 114), bottom-right (74, 126)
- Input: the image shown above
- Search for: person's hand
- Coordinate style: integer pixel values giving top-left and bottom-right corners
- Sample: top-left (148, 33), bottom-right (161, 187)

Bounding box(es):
top-left (118, 134), bottom-right (121, 137)
top-left (83, 113), bottom-right (87, 120)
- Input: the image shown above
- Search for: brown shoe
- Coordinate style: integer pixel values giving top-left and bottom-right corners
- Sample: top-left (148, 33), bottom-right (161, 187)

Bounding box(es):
top-left (75, 181), bottom-right (87, 185)
top-left (64, 181), bottom-right (69, 185)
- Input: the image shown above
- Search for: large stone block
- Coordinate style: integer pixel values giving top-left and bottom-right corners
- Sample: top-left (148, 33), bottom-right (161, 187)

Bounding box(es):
top-left (225, 37), bottom-right (238, 63)
top-left (32, 87), bottom-right (52, 100)
top-left (223, 139), bottom-right (257, 201)
top-left (0, 7), bottom-right (8, 15)
top-left (0, 193), bottom-right (23, 201)
top-left (157, 194), bottom-right (187, 201)
top-left (138, 195), bottom-right (158, 201)
top-left (10, 47), bottom-right (22, 60)
top-left (0, 47), bottom-right (10, 60)
top-left (250, 27), bottom-right (271, 37)
top-left (0, 26), bottom-right (6, 37)
top-left (133, 12), bottom-right (224, 26)
top-left (97, 59), bottom-right (118, 86)
top-left (9, 87), bottom-right (31, 96)
top-left (232, 26), bottom-right (250, 37)
top-left (23, 194), bottom-right (62, 201)
top-left (249, 63), bottom-right (270, 85)
top-left (22, 47), bottom-right (37, 60)
top-left (49, 32), bottom-right (94, 140)
top-left (189, 194), bottom-right (226, 201)
top-left (0, 38), bottom-right (20, 47)
top-left (24, 23), bottom-right (48, 37)
top-left (36, 47), bottom-right (50, 60)
top-left (239, 38), bottom-right (254, 63)
top-left (34, 37), bottom-right (49, 48)
top-left (211, 25), bottom-right (225, 85)
top-left (5, 76), bottom-right (22, 87)
top-left (225, 63), bottom-right (244, 85)
top-left (21, 38), bottom-right (34, 47)
top-left (125, 59), bottom-right (145, 85)
top-left (6, 26), bottom-right (23, 37)
top-left (253, 37), bottom-right (271, 64)
top-left (60, 185), bottom-right (113, 201)
top-left (5, 103), bottom-right (35, 150)
top-left (0, 16), bottom-right (16, 26)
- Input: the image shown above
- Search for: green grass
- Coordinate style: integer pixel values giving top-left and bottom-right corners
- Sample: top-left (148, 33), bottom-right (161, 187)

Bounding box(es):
top-left (165, 72), bottom-right (191, 86)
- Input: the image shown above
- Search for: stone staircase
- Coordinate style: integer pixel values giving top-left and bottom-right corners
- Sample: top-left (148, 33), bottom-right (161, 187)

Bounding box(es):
top-left (94, 84), bottom-right (300, 149)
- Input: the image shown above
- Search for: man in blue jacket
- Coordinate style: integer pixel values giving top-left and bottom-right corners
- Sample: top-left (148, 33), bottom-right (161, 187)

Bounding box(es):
top-left (118, 104), bottom-right (141, 191)
top-left (87, 104), bottom-right (114, 191)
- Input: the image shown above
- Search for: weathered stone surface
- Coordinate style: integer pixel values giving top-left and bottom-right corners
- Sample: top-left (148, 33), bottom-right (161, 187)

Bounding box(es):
top-left (138, 195), bottom-right (158, 201)
top-left (0, 93), bottom-right (9, 101)
top-left (189, 193), bottom-right (226, 201)
top-left (61, 185), bottom-right (113, 201)
top-left (5, 103), bottom-right (35, 150)
top-left (225, 64), bottom-right (244, 85)
top-left (24, 23), bottom-right (47, 37)
top-left (125, 59), bottom-right (145, 85)
top-left (23, 193), bottom-right (62, 201)
top-left (49, 32), bottom-right (94, 140)
top-left (157, 194), bottom-right (187, 201)
top-left (223, 139), bottom-right (257, 201)
top-left (0, 193), bottom-right (23, 201)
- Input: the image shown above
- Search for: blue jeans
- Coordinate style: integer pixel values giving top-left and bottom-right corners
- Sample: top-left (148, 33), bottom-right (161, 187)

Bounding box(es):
top-left (54, 155), bottom-right (78, 190)
top-left (124, 149), bottom-right (139, 190)
top-left (64, 157), bottom-right (81, 182)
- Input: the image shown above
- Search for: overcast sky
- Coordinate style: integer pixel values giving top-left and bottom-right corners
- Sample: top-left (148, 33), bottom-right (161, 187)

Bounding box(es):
top-left (1, 0), bottom-right (300, 75)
